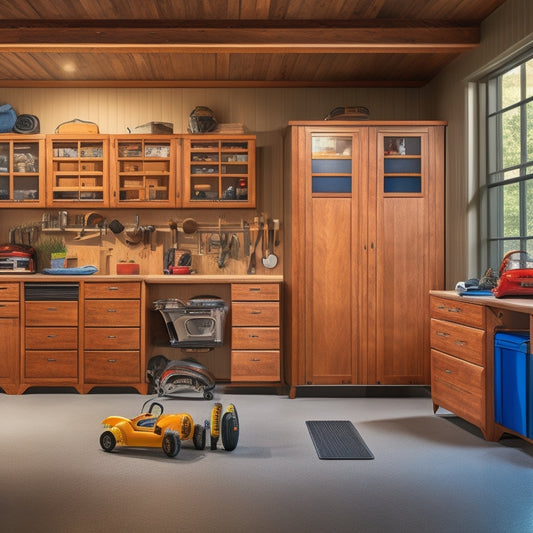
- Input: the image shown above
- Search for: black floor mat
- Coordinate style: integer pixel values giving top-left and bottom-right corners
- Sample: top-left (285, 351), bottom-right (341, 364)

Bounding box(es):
top-left (306, 420), bottom-right (374, 460)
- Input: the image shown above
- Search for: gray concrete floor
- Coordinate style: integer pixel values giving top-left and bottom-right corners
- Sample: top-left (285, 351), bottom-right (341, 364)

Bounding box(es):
top-left (1, 389), bottom-right (532, 533)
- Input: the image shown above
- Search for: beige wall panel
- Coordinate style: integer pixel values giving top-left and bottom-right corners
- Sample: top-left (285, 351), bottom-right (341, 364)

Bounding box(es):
top-left (421, 0), bottom-right (533, 287)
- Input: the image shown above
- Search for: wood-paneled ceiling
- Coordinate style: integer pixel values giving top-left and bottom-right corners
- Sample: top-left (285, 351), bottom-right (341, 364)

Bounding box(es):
top-left (0, 0), bottom-right (509, 88)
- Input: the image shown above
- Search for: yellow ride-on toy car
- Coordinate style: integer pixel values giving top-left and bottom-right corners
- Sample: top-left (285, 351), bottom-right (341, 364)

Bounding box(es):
top-left (99, 402), bottom-right (206, 457)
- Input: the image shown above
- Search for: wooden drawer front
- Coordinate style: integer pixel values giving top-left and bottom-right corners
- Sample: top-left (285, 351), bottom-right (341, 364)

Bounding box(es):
top-left (430, 296), bottom-right (485, 328)
top-left (430, 318), bottom-right (485, 366)
top-left (25, 351), bottom-right (78, 379)
top-left (26, 327), bottom-right (78, 350)
top-left (431, 349), bottom-right (484, 426)
top-left (0, 283), bottom-right (19, 301)
top-left (231, 283), bottom-right (279, 301)
top-left (25, 301), bottom-right (78, 326)
top-left (0, 301), bottom-right (19, 318)
top-left (231, 350), bottom-right (280, 381)
top-left (84, 328), bottom-right (140, 350)
top-left (84, 300), bottom-right (140, 327)
top-left (85, 282), bottom-right (141, 299)
top-left (84, 351), bottom-right (140, 383)
top-left (232, 302), bottom-right (279, 326)
top-left (232, 327), bottom-right (279, 350)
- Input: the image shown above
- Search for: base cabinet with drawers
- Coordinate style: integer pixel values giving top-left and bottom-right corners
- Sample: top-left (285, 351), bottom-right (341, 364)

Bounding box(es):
top-left (83, 281), bottom-right (145, 393)
top-left (0, 282), bottom-right (20, 394)
top-left (24, 299), bottom-right (80, 390)
top-left (230, 283), bottom-right (281, 382)
top-left (430, 291), bottom-right (531, 442)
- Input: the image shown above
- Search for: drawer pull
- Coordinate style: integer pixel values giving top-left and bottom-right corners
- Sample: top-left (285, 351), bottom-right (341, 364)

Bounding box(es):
top-left (455, 340), bottom-right (465, 346)
top-left (447, 307), bottom-right (461, 313)
top-left (250, 310), bottom-right (262, 315)
top-left (47, 334), bottom-right (57, 338)
top-left (249, 287), bottom-right (261, 292)
top-left (107, 286), bottom-right (119, 291)
top-left (249, 358), bottom-right (261, 362)
top-left (445, 369), bottom-right (452, 374)
top-left (107, 309), bottom-right (117, 313)
top-left (0, 287), bottom-right (7, 290)
top-left (47, 307), bottom-right (57, 311)
top-left (0, 304), bottom-right (5, 307)
top-left (437, 305), bottom-right (445, 309)
top-left (436, 331), bottom-right (450, 338)
top-left (249, 334), bottom-right (259, 338)
top-left (107, 335), bottom-right (117, 339)
top-left (47, 358), bottom-right (56, 362)
top-left (107, 359), bottom-right (117, 363)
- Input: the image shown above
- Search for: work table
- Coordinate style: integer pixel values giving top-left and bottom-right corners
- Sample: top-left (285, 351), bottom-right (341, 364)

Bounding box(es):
top-left (2, 274), bottom-right (283, 283)
top-left (429, 290), bottom-right (533, 443)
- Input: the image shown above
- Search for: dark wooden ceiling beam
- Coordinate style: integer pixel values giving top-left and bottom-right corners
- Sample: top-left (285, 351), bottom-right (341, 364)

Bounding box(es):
top-left (0, 19), bottom-right (479, 53)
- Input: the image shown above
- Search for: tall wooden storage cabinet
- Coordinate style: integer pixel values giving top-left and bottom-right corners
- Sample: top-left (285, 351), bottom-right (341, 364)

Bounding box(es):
top-left (284, 121), bottom-right (445, 396)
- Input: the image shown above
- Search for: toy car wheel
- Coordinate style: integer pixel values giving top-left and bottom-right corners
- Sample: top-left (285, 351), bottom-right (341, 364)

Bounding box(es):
top-left (203, 390), bottom-right (214, 400)
top-left (193, 423), bottom-right (206, 450)
top-left (221, 409), bottom-right (239, 452)
top-left (100, 431), bottom-right (116, 452)
top-left (162, 430), bottom-right (181, 457)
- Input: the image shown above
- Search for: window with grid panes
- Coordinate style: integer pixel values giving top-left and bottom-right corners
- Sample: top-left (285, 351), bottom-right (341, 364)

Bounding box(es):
top-left (485, 52), bottom-right (533, 269)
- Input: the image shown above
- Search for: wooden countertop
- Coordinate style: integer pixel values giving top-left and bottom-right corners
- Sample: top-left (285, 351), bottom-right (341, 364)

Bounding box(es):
top-left (0, 274), bottom-right (283, 284)
top-left (430, 289), bottom-right (533, 313)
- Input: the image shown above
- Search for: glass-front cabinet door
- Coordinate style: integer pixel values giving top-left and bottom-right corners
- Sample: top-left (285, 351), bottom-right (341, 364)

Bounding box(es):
top-left (0, 135), bottom-right (45, 207)
top-left (182, 135), bottom-right (256, 208)
top-left (310, 135), bottom-right (353, 195)
top-left (46, 135), bottom-right (109, 207)
top-left (110, 136), bottom-right (177, 208)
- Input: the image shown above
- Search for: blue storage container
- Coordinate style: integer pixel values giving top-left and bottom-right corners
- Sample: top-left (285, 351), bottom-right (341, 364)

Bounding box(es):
top-left (494, 331), bottom-right (531, 437)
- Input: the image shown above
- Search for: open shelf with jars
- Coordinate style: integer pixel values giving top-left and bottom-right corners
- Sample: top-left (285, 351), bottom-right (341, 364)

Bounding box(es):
top-left (0, 135), bottom-right (45, 207)
top-left (110, 136), bottom-right (178, 208)
top-left (46, 135), bottom-right (109, 207)
top-left (182, 135), bottom-right (256, 208)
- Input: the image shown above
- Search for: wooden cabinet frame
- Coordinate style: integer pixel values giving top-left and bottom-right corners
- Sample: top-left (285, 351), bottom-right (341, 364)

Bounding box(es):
top-left (284, 121), bottom-right (446, 396)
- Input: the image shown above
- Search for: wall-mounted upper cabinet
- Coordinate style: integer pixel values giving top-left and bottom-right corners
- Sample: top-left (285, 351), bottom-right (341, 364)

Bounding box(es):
top-left (46, 135), bottom-right (110, 208)
top-left (110, 135), bottom-right (179, 208)
top-left (0, 135), bottom-right (45, 207)
top-left (6, 133), bottom-right (257, 210)
top-left (182, 135), bottom-right (256, 208)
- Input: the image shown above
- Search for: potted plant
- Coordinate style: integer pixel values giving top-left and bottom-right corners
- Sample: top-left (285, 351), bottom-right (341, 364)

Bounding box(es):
top-left (34, 236), bottom-right (67, 270)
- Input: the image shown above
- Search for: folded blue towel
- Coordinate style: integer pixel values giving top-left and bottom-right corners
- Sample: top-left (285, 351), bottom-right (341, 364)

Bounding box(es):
top-left (42, 265), bottom-right (98, 275)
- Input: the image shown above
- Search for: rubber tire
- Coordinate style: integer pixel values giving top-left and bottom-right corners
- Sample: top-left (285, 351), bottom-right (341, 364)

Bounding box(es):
top-left (162, 431), bottom-right (181, 457)
top-left (193, 423), bottom-right (206, 450)
top-left (100, 431), bottom-right (116, 452)
top-left (204, 390), bottom-right (214, 401)
top-left (221, 412), bottom-right (239, 452)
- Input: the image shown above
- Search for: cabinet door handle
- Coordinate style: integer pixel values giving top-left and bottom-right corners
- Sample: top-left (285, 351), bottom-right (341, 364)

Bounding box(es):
top-left (436, 331), bottom-right (450, 338)
top-left (47, 358), bottom-right (56, 362)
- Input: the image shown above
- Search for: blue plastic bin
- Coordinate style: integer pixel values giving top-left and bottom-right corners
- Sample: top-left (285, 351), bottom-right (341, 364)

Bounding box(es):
top-left (494, 331), bottom-right (531, 437)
